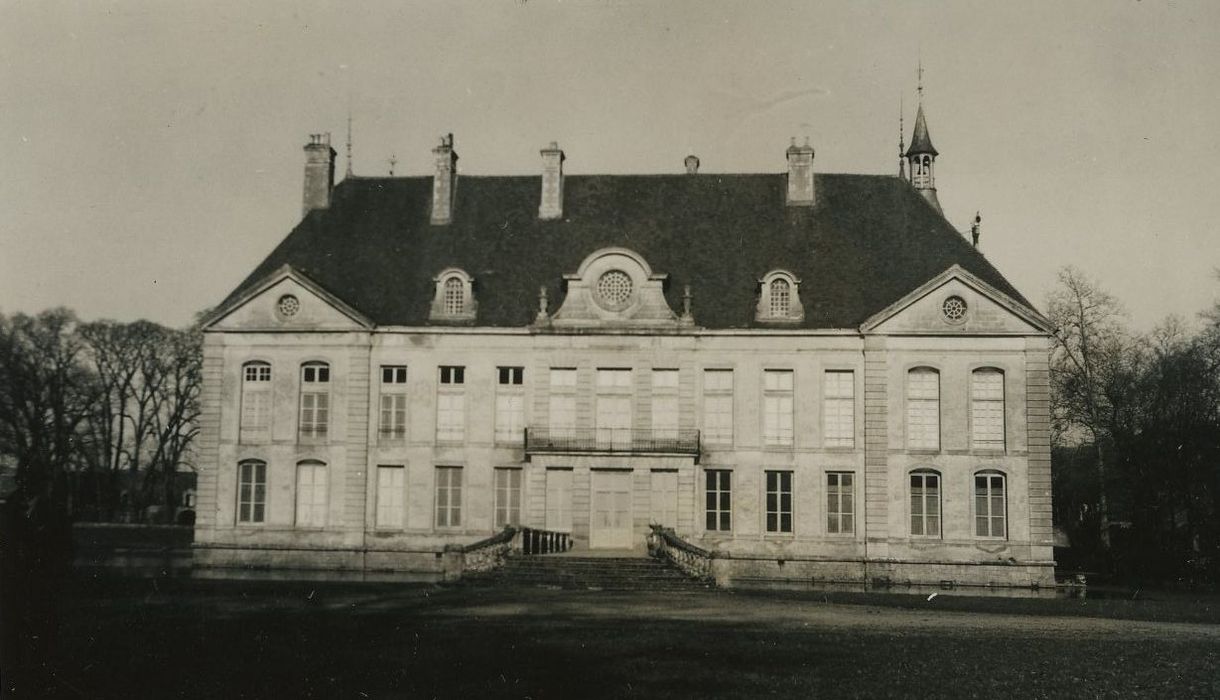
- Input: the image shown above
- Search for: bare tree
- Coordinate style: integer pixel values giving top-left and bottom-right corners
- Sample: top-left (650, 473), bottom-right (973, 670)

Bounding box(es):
top-left (1047, 266), bottom-right (1134, 548)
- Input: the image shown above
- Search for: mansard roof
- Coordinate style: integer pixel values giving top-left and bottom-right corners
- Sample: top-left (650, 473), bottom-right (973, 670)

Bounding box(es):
top-left (219, 172), bottom-right (1032, 329)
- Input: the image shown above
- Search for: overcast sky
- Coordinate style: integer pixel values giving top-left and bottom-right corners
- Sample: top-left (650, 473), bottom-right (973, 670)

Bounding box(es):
top-left (3, 1), bottom-right (1218, 330)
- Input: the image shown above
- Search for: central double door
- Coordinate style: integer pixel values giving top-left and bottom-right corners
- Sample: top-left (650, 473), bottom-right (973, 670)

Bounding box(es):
top-left (587, 470), bottom-right (680, 549)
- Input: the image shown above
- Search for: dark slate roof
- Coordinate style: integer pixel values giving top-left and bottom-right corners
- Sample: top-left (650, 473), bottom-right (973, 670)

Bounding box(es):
top-left (905, 104), bottom-right (938, 157)
top-left (220, 172), bottom-right (1031, 329)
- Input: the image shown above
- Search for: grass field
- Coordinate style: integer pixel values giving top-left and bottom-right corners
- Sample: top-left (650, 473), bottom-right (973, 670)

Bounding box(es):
top-left (28, 578), bottom-right (1220, 699)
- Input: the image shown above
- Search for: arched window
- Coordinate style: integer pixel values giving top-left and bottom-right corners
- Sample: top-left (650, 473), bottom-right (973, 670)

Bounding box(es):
top-left (756, 270), bottom-right (804, 323)
top-left (910, 469), bottom-right (941, 537)
top-left (971, 368), bottom-right (1005, 450)
top-left (974, 470), bottom-right (1007, 538)
top-left (237, 459), bottom-right (267, 524)
top-left (299, 362), bottom-right (330, 440)
top-left (906, 367), bottom-right (940, 450)
top-left (240, 361), bottom-right (272, 441)
top-left (430, 268), bottom-right (477, 322)
top-left (295, 460), bottom-right (328, 528)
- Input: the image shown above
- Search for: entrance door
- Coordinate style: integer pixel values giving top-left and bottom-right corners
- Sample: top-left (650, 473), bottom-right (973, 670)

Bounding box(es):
top-left (650, 471), bottom-right (678, 528)
top-left (590, 471), bottom-right (633, 549)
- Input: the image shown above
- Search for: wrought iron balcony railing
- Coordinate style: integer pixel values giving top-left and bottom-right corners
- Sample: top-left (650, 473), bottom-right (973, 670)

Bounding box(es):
top-left (524, 427), bottom-right (700, 458)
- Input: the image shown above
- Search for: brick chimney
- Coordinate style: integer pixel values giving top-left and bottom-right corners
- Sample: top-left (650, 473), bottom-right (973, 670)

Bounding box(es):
top-left (302, 133), bottom-right (336, 217)
top-left (684, 155), bottom-right (700, 174)
top-left (785, 137), bottom-right (815, 207)
top-left (431, 133), bottom-right (458, 225)
top-left (538, 141), bottom-right (565, 220)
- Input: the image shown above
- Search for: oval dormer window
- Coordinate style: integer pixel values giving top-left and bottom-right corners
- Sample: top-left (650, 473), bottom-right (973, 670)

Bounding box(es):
top-left (596, 270), bottom-right (634, 311)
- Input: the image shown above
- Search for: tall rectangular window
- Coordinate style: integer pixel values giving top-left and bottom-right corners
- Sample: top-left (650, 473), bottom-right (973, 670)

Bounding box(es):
top-left (826, 472), bottom-right (855, 534)
top-left (545, 468), bottom-right (573, 531)
top-left (295, 461), bottom-right (328, 528)
top-left (548, 368), bottom-right (578, 435)
top-left (240, 362), bottom-right (272, 442)
top-left (375, 465), bottom-right (405, 529)
top-left (596, 369), bottom-right (632, 447)
top-left (299, 362), bottom-right (330, 440)
top-left (765, 470), bottom-right (793, 534)
top-left (495, 367), bottom-right (525, 444)
top-left (971, 369), bottom-right (1005, 450)
top-left (823, 370), bottom-right (855, 448)
top-left (705, 469), bottom-right (732, 531)
top-left (379, 365), bottom-right (408, 440)
top-left (975, 473), bottom-right (1007, 538)
top-left (494, 468), bottom-right (523, 528)
top-left (651, 369), bottom-right (680, 439)
top-left (436, 366), bottom-right (465, 442)
top-left (435, 466), bottom-right (463, 528)
top-left (237, 460), bottom-right (266, 524)
top-left (763, 370), bottom-right (794, 447)
top-left (702, 369), bottom-right (734, 446)
top-left (910, 471), bottom-right (941, 537)
top-left (906, 368), bottom-right (940, 450)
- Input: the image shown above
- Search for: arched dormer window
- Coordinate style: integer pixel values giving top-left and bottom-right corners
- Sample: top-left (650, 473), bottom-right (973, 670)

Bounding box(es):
top-left (756, 270), bottom-right (804, 323)
top-left (430, 268), bottom-right (477, 322)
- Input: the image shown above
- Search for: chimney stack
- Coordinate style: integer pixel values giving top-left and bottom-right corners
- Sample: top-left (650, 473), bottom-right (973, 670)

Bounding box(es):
top-left (785, 137), bottom-right (815, 206)
top-left (431, 133), bottom-right (458, 225)
top-left (684, 155), bottom-right (700, 175)
top-left (538, 142), bottom-right (565, 220)
top-left (302, 133), bottom-right (336, 217)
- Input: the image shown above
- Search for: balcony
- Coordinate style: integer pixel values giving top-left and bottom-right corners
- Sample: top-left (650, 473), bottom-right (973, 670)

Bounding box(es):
top-left (524, 428), bottom-right (700, 460)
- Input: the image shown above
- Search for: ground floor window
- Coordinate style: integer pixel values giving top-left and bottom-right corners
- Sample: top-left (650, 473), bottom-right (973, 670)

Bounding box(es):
top-left (376, 465), bottom-right (405, 529)
top-left (545, 468), bottom-right (573, 531)
top-left (705, 469), bottom-right (731, 532)
top-left (826, 472), bottom-right (854, 534)
top-left (494, 468), bottom-right (522, 528)
top-left (910, 470), bottom-right (941, 537)
top-left (295, 460), bottom-right (328, 527)
top-left (435, 466), bottom-right (463, 528)
top-left (237, 460), bottom-right (266, 524)
top-left (975, 471), bottom-right (1007, 538)
top-left (765, 470), bottom-right (793, 533)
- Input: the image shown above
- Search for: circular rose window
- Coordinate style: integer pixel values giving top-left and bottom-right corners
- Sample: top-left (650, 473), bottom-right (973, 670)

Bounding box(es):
top-left (942, 295), bottom-right (967, 323)
top-left (595, 270), bottom-right (634, 311)
top-left (277, 294), bottom-right (301, 318)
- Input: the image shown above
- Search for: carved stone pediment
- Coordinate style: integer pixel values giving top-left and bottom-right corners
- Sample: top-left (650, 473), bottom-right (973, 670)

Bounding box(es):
top-left (548, 248), bottom-right (691, 330)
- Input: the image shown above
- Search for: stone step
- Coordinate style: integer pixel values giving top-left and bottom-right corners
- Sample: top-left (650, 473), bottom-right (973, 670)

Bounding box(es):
top-left (466, 553), bottom-right (709, 591)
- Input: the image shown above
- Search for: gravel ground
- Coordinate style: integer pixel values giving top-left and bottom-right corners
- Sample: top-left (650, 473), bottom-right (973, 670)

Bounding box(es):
top-left (27, 579), bottom-right (1220, 698)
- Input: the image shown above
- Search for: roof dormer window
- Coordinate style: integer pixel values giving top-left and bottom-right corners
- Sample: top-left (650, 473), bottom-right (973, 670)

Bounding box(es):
top-left (430, 268), bottom-right (477, 323)
top-left (756, 270), bottom-right (804, 323)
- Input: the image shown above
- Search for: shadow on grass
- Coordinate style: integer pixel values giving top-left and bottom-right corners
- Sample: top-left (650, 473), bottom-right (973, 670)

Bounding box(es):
top-left (37, 578), bottom-right (1220, 699)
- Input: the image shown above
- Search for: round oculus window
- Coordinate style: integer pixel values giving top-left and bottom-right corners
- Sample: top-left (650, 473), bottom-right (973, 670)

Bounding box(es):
top-left (595, 270), bottom-right (634, 311)
top-left (942, 295), bottom-right (967, 323)
top-left (277, 294), bottom-right (301, 318)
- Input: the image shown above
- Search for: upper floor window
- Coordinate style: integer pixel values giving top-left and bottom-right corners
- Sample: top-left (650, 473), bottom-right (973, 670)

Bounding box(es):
top-left (430, 268), bottom-right (477, 322)
top-left (299, 362), bottom-right (330, 440)
top-left (906, 367), bottom-right (940, 450)
top-left (975, 471), bottom-right (1007, 539)
top-left (495, 366), bottom-right (525, 444)
top-left (240, 361), bottom-right (272, 442)
top-left (756, 270), bottom-right (804, 323)
top-left (379, 365), bottom-right (408, 440)
top-left (823, 370), bottom-right (855, 448)
top-left (548, 368), bottom-right (578, 435)
top-left (437, 366), bottom-right (466, 442)
top-left (702, 369), bottom-right (734, 446)
top-left (762, 369), bottom-right (794, 447)
top-left (651, 369), bottom-right (680, 439)
top-left (971, 368), bottom-right (1005, 450)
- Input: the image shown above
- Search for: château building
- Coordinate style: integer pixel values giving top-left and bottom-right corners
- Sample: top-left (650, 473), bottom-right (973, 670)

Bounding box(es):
top-left (194, 105), bottom-right (1055, 590)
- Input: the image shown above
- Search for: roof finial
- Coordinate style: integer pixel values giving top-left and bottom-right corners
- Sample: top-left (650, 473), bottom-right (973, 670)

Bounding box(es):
top-left (345, 109), bottom-right (354, 178)
top-left (917, 56), bottom-right (925, 102)
top-left (387, 153), bottom-right (397, 177)
top-left (971, 211), bottom-right (982, 248)
top-left (899, 94), bottom-right (906, 179)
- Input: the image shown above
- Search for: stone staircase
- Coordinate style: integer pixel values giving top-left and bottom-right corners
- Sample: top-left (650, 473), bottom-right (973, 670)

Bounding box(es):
top-left (467, 554), bottom-right (711, 591)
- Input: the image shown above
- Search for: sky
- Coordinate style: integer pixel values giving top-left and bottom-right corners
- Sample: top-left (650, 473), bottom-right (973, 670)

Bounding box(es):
top-left (2, 0), bottom-right (1219, 330)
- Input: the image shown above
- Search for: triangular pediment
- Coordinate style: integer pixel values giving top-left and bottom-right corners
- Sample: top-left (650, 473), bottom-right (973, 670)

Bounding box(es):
top-left (862, 265), bottom-right (1051, 335)
top-left (203, 265), bottom-right (373, 332)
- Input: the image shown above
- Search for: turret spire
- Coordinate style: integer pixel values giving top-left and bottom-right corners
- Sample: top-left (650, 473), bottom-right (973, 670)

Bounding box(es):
top-left (898, 94), bottom-right (906, 179)
top-left (904, 62), bottom-right (942, 214)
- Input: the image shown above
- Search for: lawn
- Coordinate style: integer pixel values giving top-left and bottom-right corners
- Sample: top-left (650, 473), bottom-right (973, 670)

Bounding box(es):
top-left (26, 578), bottom-right (1220, 698)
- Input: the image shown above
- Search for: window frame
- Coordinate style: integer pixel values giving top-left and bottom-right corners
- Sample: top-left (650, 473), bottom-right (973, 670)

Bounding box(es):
top-left (822, 369), bottom-right (855, 449)
top-left (762, 369), bottom-right (794, 448)
top-left (974, 470), bottom-right (1008, 539)
top-left (548, 368), bottom-right (578, 435)
top-left (701, 368), bottom-right (734, 447)
top-left (651, 368), bottom-right (680, 440)
top-left (764, 469), bottom-right (794, 535)
top-left (436, 366), bottom-right (466, 443)
top-left (495, 366), bottom-right (526, 445)
top-left (298, 361), bottom-right (331, 442)
top-left (236, 459), bottom-right (267, 525)
top-left (970, 367), bottom-right (1006, 452)
top-left (909, 469), bottom-right (942, 538)
top-left (240, 361), bottom-right (273, 443)
top-left (294, 459), bottom-right (328, 529)
top-left (826, 471), bottom-right (855, 535)
top-left (434, 466), bottom-right (464, 529)
top-left (756, 270), bottom-right (805, 323)
top-left (493, 467), bottom-right (523, 529)
top-left (704, 469), bottom-right (732, 532)
top-left (906, 367), bottom-right (941, 451)
top-left (378, 365), bottom-right (408, 441)
top-left (430, 268), bottom-right (477, 322)
top-left (375, 465), bottom-right (406, 531)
